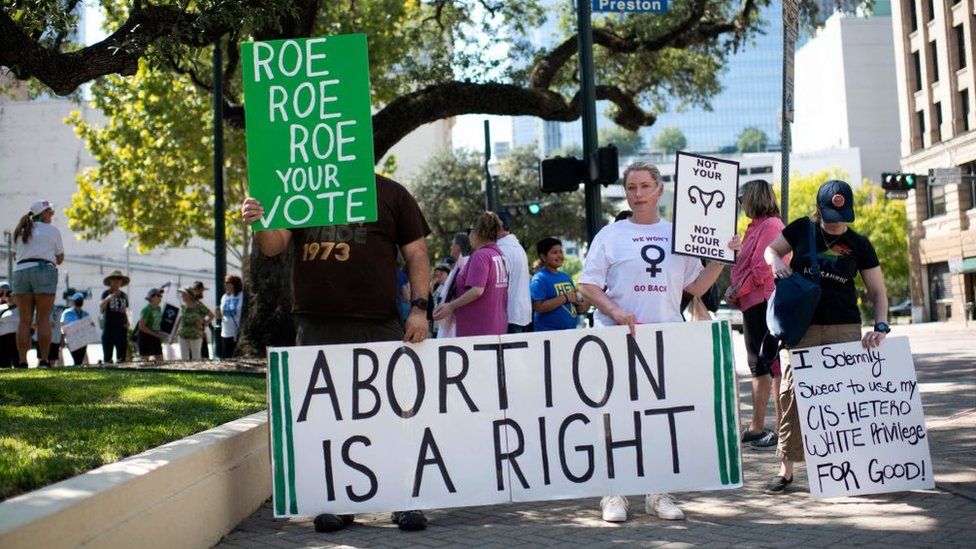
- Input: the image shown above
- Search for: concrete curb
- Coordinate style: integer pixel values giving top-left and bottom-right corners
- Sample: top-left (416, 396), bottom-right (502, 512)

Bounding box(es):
top-left (0, 411), bottom-right (271, 549)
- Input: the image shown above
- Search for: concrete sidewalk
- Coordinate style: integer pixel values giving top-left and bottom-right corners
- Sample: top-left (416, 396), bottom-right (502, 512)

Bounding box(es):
top-left (216, 324), bottom-right (976, 548)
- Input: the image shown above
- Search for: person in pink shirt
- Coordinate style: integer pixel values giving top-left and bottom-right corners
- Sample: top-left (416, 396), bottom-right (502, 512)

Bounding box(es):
top-left (726, 180), bottom-right (785, 449)
top-left (433, 212), bottom-right (509, 336)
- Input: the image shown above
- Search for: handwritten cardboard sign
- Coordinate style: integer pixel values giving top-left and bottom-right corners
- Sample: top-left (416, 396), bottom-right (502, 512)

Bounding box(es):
top-left (671, 152), bottom-right (739, 263)
top-left (266, 321), bottom-right (742, 517)
top-left (241, 34), bottom-right (377, 231)
top-left (790, 337), bottom-right (934, 498)
top-left (62, 316), bottom-right (101, 352)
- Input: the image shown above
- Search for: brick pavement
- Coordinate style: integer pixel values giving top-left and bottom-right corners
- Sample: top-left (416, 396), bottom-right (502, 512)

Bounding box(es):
top-left (216, 324), bottom-right (976, 548)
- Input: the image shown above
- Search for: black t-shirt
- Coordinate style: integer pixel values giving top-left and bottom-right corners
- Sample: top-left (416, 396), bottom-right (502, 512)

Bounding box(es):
top-left (101, 289), bottom-right (129, 331)
top-left (290, 175), bottom-right (431, 319)
top-left (782, 218), bottom-right (880, 325)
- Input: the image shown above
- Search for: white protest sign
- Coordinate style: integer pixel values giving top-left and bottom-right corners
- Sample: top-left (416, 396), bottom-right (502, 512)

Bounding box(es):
top-left (0, 306), bottom-right (17, 336)
top-left (790, 337), bottom-right (934, 498)
top-left (671, 152), bottom-right (740, 263)
top-left (266, 321), bottom-right (743, 517)
top-left (62, 316), bottom-right (101, 352)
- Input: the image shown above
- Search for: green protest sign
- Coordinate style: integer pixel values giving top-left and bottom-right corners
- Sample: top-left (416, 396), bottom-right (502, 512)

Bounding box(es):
top-left (241, 34), bottom-right (377, 230)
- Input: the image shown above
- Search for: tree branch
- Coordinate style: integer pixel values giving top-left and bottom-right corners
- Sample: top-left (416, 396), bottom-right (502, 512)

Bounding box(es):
top-left (0, 4), bottom-right (245, 95)
top-left (371, 81), bottom-right (655, 159)
top-left (528, 0), bottom-right (758, 89)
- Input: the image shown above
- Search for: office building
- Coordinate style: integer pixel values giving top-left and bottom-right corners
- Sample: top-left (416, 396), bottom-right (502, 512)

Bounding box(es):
top-left (792, 11), bottom-right (902, 184)
top-left (891, 0), bottom-right (976, 322)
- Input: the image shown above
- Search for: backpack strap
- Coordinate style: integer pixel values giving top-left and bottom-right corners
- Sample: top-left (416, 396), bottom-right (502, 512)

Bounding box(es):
top-left (808, 219), bottom-right (821, 281)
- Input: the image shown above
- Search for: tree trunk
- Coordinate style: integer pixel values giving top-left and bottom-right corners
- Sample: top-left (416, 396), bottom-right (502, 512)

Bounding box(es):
top-left (237, 242), bottom-right (296, 357)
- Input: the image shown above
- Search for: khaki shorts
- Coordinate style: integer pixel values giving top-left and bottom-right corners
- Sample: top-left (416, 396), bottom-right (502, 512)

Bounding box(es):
top-left (777, 323), bottom-right (862, 462)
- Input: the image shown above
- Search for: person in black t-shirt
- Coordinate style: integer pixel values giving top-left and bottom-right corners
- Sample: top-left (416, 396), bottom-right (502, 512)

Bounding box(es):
top-left (100, 270), bottom-right (130, 364)
top-left (761, 180), bottom-right (890, 494)
top-left (241, 174), bottom-right (432, 533)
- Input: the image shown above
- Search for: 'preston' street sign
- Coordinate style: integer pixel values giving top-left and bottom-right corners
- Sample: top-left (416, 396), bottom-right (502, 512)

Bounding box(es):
top-left (592, 0), bottom-right (668, 13)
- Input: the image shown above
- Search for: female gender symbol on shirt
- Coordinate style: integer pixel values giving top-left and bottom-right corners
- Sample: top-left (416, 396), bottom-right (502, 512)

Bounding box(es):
top-left (687, 185), bottom-right (726, 215)
top-left (640, 244), bottom-right (665, 278)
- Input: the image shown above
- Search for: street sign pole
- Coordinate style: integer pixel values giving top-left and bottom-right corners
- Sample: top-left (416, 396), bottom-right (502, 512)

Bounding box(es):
top-left (578, 0), bottom-right (602, 244)
top-left (213, 39), bottom-right (226, 359)
top-left (781, 0), bottom-right (798, 223)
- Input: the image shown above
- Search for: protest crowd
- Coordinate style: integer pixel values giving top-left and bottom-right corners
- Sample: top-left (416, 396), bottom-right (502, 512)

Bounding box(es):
top-left (0, 199), bottom-right (246, 366)
top-left (239, 160), bottom-right (892, 532)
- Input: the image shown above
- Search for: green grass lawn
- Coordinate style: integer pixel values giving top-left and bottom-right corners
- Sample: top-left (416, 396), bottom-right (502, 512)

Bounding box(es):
top-left (0, 369), bottom-right (267, 500)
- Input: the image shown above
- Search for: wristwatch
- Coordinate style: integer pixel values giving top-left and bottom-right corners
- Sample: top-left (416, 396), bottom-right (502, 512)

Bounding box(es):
top-left (873, 321), bottom-right (891, 333)
top-left (410, 297), bottom-right (429, 311)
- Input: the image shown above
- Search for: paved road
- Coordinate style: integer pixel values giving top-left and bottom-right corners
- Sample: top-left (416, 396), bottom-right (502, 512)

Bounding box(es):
top-left (216, 323), bottom-right (976, 548)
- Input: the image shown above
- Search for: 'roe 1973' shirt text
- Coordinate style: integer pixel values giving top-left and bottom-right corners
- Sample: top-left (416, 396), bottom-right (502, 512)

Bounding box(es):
top-left (290, 176), bottom-right (431, 320)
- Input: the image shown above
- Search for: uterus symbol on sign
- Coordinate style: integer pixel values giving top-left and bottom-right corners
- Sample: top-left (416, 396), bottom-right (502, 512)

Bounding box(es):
top-left (688, 186), bottom-right (726, 216)
top-left (641, 245), bottom-right (665, 278)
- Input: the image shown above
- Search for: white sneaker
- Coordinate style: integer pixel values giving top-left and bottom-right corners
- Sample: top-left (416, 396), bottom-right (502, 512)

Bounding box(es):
top-left (645, 493), bottom-right (685, 520)
top-left (600, 495), bottom-right (629, 522)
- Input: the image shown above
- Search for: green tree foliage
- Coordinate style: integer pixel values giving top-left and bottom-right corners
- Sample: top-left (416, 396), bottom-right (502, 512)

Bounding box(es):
top-left (411, 148), bottom-right (594, 261)
top-left (736, 126), bottom-right (769, 152)
top-left (67, 66), bottom-right (250, 270)
top-left (598, 127), bottom-right (643, 157)
top-left (653, 126), bottom-right (687, 154)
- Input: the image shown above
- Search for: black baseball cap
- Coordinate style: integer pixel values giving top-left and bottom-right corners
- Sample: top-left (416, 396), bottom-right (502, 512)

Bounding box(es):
top-left (817, 180), bottom-right (855, 223)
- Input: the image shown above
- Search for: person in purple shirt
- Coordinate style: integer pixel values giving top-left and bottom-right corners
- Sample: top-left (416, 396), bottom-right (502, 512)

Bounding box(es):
top-left (433, 212), bottom-right (509, 336)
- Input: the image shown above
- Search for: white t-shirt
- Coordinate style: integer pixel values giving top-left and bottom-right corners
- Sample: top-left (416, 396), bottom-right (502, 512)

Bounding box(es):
top-left (496, 233), bottom-right (532, 326)
top-left (579, 219), bottom-right (704, 327)
top-left (14, 222), bottom-right (63, 271)
top-left (220, 293), bottom-right (244, 338)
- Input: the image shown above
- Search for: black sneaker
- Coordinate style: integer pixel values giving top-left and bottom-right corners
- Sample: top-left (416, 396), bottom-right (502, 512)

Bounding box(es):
top-left (750, 431), bottom-right (778, 449)
top-left (391, 510), bottom-right (428, 531)
top-left (313, 513), bottom-right (354, 532)
top-left (764, 475), bottom-right (793, 494)
top-left (15, 362), bottom-right (28, 369)
top-left (38, 361), bottom-right (51, 369)
top-left (740, 428), bottom-right (769, 443)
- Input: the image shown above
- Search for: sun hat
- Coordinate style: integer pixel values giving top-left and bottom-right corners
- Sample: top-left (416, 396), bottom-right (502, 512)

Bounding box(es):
top-left (103, 270), bottom-right (131, 286)
top-left (70, 292), bottom-right (85, 301)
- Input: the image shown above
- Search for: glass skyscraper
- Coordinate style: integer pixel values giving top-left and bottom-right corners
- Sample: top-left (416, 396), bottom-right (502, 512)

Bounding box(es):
top-left (513, 1), bottom-right (784, 155)
top-left (643, 1), bottom-right (783, 153)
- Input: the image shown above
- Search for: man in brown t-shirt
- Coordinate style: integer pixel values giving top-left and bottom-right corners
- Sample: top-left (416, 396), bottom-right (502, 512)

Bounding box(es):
top-left (241, 174), bottom-right (432, 531)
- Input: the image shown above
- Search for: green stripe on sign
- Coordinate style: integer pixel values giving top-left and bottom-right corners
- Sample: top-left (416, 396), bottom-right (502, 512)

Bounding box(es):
top-left (281, 351), bottom-right (298, 515)
top-left (269, 351), bottom-right (287, 515)
top-left (722, 322), bottom-right (741, 484)
top-left (711, 323), bottom-right (729, 485)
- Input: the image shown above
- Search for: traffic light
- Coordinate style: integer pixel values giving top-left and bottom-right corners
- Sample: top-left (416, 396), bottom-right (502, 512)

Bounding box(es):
top-left (882, 173), bottom-right (921, 191)
top-left (589, 144), bottom-right (619, 186)
top-left (539, 156), bottom-right (585, 193)
top-left (503, 203), bottom-right (543, 217)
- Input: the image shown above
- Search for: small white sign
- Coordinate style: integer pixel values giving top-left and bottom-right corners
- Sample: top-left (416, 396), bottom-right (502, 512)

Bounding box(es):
top-left (0, 307), bottom-right (18, 336)
top-left (671, 152), bottom-right (740, 263)
top-left (790, 337), bottom-right (934, 499)
top-left (62, 316), bottom-right (101, 352)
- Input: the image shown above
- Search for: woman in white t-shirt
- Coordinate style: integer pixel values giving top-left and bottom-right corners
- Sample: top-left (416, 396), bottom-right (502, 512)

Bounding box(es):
top-left (10, 200), bottom-right (65, 368)
top-left (579, 162), bottom-right (739, 524)
top-left (217, 274), bottom-right (244, 358)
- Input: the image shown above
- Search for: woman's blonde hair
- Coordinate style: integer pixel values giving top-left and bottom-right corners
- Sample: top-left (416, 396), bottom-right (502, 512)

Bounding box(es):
top-left (471, 211), bottom-right (503, 243)
top-left (622, 161), bottom-right (662, 185)
top-left (739, 179), bottom-right (780, 219)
